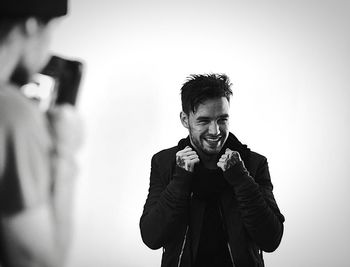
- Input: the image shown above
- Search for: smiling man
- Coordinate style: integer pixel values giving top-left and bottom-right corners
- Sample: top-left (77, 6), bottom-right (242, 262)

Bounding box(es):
top-left (140, 73), bottom-right (285, 267)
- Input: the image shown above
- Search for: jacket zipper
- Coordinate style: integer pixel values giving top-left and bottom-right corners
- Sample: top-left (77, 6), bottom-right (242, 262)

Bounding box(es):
top-left (177, 192), bottom-right (193, 267)
top-left (218, 203), bottom-right (236, 267)
top-left (226, 241), bottom-right (235, 267)
top-left (177, 225), bottom-right (189, 267)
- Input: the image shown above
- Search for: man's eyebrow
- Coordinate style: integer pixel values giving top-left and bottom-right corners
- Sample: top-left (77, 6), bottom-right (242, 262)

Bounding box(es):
top-left (196, 114), bottom-right (229, 120)
top-left (196, 116), bottom-right (211, 120)
top-left (219, 114), bottom-right (229, 118)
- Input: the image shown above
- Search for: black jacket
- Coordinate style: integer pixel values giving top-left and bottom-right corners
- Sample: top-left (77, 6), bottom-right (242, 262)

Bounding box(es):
top-left (140, 133), bottom-right (285, 267)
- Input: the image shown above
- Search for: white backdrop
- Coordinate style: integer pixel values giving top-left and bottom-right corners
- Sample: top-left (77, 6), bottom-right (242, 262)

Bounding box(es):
top-left (50, 0), bottom-right (350, 266)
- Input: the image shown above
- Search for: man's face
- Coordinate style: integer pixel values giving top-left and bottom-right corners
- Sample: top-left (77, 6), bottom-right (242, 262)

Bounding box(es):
top-left (12, 18), bottom-right (56, 85)
top-left (181, 97), bottom-right (230, 157)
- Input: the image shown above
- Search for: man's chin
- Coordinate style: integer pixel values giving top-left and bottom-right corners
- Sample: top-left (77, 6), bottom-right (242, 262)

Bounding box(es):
top-left (202, 145), bottom-right (223, 156)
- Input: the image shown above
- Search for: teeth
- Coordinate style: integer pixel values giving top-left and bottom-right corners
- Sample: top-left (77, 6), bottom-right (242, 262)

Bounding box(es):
top-left (206, 137), bottom-right (220, 141)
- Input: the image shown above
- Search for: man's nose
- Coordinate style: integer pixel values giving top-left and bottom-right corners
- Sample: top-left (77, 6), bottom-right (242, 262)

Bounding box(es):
top-left (208, 121), bottom-right (220, 135)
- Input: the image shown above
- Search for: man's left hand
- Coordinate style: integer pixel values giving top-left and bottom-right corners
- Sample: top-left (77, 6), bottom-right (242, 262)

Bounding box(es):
top-left (217, 148), bottom-right (242, 172)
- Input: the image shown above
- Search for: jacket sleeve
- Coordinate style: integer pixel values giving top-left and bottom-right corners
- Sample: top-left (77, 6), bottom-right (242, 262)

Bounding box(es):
top-left (223, 157), bottom-right (285, 252)
top-left (140, 153), bottom-right (193, 249)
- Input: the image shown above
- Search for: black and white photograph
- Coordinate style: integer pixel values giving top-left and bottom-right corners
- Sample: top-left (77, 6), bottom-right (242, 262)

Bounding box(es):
top-left (1, 0), bottom-right (349, 266)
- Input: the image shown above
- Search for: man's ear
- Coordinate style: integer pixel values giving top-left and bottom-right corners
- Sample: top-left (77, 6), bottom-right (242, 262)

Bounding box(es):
top-left (180, 111), bottom-right (189, 129)
top-left (22, 17), bottom-right (41, 37)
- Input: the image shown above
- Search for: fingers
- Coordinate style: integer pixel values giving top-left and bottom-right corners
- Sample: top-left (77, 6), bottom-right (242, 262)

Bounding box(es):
top-left (217, 161), bottom-right (224, 169)
top-left (176, 146), bottom-right (199, 172)
top-left (183, 154), bottom-right (199, 161)
top-left (225, 148), bottom-right (232, 153)
top-left (182, 146), bottom-right (192, 152)
top-left (178, 146), bottom-right (195, 154)
top-left (183, 155), bottom-right (199, 164)
top-left (176, 146), bottom-right (197, 157)
top-left (218, 157), bottom-right (227, 163)
top-left (217, 150), bottom-right (241, 171)
top-left (218, 150), bottom-right (232, 161)
top-left (176, 146), bottom-right (242, 173)
top-left (220, 149), bottom-right (240, 160)
top-left (192, 157), bottom-right (200, 165)
top-left (181, 151), bottom-right (198, 157)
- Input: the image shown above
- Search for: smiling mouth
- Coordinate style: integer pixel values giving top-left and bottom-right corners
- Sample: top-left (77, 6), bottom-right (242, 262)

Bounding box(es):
top-left (204, 136), bottom-right (222, 144)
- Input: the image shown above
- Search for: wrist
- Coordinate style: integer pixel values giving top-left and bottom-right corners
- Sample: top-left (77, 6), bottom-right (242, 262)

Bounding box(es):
top-left (223, 161), bottom-right (249, 186)
top-left (167, 166), bottom-right (194, 196)
top-left (50, 149), bottom-right (78, 184)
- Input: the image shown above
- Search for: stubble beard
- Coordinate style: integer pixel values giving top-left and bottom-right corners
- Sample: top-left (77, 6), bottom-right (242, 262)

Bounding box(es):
top-left (188, 128), bottom-right (226, 159)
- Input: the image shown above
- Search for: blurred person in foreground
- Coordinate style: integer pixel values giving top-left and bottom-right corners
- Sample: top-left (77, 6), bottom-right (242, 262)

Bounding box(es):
top-left (0, 0), bottom-right (82, 266)
top-left (140, 74), bottom-right (285, 267)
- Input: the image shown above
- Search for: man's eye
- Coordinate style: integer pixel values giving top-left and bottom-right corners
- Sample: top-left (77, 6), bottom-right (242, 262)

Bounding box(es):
top-left (218, 118), bottom-right (229, 124)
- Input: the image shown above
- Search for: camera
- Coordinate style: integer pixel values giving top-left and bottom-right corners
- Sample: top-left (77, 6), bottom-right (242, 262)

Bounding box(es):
top-left (21, 55), bottom-right (84, 111)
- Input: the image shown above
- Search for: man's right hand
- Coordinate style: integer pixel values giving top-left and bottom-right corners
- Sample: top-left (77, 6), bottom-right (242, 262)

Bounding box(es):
top-left (176, 146), bottom-right (200, 172)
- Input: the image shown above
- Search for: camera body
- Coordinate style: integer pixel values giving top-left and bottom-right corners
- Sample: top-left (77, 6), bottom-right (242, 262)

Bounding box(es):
top-left (21, 55), bottom-right (84, 111)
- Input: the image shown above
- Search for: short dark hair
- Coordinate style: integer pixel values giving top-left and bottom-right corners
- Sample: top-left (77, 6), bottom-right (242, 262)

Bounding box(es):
top-left (0, 0), bottom-right (67, 42)
top-left (0, 0), bottom-right (67, 19)
top-left (0, 17), bottom-right (51, 42)
top-left (181, 73), bottom-right (233, 114)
